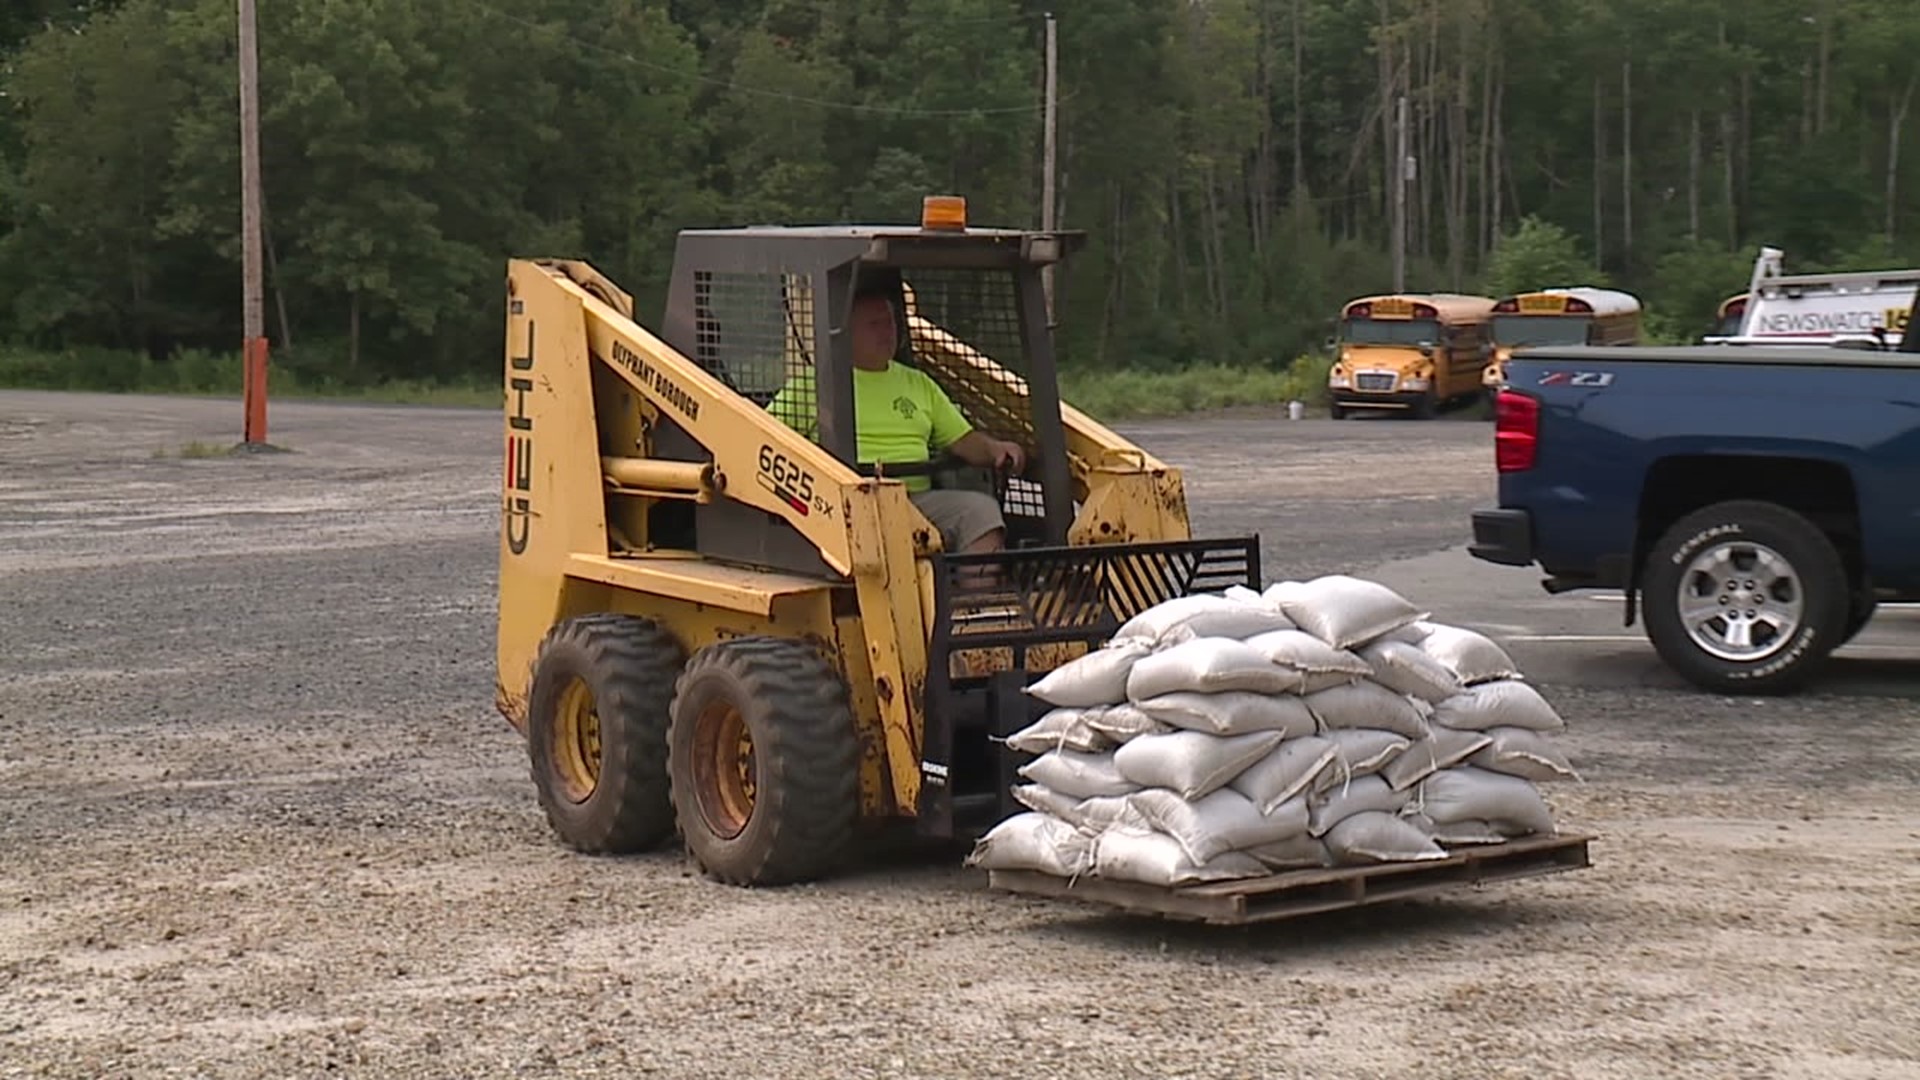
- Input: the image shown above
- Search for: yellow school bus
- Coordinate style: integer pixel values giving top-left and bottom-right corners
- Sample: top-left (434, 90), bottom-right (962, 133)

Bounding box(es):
top-left (1327, 293), bottom-right (1496, 419)
top-left (1480, 287), bottom-right (1642, 391)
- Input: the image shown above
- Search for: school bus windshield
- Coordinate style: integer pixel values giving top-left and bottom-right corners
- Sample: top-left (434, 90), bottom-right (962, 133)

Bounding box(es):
top-left (1342, 318), bottom-right (1442, 346)
top-left (1491, 315), bottom-right (1590, 346)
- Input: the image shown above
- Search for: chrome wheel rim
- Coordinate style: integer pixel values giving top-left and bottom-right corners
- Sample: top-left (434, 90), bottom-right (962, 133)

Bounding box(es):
top-left (1676, 540), bottom-right (1804, 662)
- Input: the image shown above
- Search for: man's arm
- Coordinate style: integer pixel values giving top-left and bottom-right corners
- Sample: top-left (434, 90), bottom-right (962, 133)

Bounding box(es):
top-left (948, 429), bottom-right (1025, 474)
top-left (924, 370), bottom-right (1025, 473)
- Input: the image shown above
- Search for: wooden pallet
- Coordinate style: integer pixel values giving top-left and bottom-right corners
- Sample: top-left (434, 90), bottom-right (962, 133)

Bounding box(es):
top-left (987, 832), bottom-right (1594, 925)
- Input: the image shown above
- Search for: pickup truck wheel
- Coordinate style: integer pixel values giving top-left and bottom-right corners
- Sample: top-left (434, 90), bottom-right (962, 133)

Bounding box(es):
top-left (1641, 501), bottom-right (1848, 695)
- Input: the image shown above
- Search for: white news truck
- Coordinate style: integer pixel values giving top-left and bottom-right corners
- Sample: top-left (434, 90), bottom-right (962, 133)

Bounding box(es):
top-left (1706, 246), bottom-right (1918, 349)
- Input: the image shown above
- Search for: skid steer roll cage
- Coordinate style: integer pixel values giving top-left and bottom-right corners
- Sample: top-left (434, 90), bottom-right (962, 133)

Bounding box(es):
top-left (661, 226), bottom-right (1080, 547)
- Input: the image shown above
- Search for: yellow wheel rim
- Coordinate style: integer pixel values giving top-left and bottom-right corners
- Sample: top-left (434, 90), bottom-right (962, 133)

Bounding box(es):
top-left (693, 701), bottom-right (755, 840)
top-left (553, 676), bottom-right (602, 804)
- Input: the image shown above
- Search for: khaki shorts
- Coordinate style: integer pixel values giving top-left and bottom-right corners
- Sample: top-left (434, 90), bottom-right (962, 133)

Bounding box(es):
top-left (910, 489), bottom-right (1006, 552)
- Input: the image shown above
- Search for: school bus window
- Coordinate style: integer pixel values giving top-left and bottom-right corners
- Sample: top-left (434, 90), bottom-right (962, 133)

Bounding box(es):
top-left (1489, 315), bottom-right (1591, 346)
top-left (1342, 317), bottom-right (1440, 346)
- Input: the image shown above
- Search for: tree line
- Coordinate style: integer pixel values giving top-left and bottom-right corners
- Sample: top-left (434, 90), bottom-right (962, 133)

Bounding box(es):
top-left (3, 0), bottom-right (1919, 386)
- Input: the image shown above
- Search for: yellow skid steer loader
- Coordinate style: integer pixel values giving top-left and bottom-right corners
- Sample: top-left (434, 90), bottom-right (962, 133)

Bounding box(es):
top-left (494, 197), bottom-right (1263, 886)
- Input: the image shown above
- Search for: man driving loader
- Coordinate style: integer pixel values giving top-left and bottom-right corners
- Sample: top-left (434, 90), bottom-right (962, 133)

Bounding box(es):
top-left (770, 289), bottom-right (1026, 554)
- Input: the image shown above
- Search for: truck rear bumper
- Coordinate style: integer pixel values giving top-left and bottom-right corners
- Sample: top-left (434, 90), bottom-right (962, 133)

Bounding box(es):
top-left (1469, 508), bottom-right (1534, 566)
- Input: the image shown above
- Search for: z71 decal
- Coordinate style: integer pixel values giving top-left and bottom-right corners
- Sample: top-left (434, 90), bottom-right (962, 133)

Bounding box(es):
top-left (1537, 371), bottom-right (1615, 387)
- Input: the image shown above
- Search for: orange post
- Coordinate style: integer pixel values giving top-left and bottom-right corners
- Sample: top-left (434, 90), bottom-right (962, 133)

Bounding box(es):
top-left (243, 336), bottom-right (270, 444)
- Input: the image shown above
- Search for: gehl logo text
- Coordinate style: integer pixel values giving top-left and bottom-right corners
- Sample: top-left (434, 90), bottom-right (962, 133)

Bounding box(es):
top-left (506, 322), bottom-right (535, 554)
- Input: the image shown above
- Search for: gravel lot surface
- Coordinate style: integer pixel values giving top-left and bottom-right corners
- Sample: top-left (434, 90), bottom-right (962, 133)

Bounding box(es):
top-left (2, 391), bottom-right (1916, 1080)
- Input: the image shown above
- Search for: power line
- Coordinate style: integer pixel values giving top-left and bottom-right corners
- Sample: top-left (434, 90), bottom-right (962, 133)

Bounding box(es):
top-left (474, 3), bottom-right (1067, 118)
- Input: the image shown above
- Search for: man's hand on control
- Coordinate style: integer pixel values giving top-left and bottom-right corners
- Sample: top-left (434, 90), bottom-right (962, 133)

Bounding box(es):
top-left (949, 431), bottom-right (1026, 475)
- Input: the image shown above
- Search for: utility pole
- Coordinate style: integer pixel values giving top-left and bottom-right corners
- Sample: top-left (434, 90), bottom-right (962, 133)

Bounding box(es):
top-left (1392, 94), bottom-right (1409, 293)
top-left (1041, 11), bottom-right (1058, 322)
top-left (238, 0), bottom-right (268, 445)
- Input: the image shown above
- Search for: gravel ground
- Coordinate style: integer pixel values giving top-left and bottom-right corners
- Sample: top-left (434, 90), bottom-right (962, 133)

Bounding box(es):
top-left (2, 391), bottom-right (1916, 1080)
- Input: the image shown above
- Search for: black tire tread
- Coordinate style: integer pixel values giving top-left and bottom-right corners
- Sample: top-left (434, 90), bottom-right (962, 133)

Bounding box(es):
top-left (528, 613), bottom-right (684, 853)
top-left (668, 636), bottom-right (860, 886)
top-left (1641, 499), bottom-right (1848, 695)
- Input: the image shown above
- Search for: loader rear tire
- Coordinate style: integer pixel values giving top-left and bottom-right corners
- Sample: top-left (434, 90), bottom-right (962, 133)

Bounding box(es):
top-left (527, 614), bottom-right (685, 854)
top-left (668, 637), bottom-right (859, 886)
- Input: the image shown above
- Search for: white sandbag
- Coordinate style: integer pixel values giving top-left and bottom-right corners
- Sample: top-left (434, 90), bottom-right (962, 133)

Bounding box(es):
top-left (1010, 782), bottom-right (1085, 823)
top-left (1244, 833), bottom-right (1333, 870)
top-left (1223, 584), bottom-right (1275, 609)
top-left (1124, 638), bottom-right (1304, 700)
top-left (1431, 680), bottom-right (1565, 733)
top-left (1077, 794), bottom-right (1150, 831)
top-left (1319, 728), bottom-right (1412, 784)
top-left (1112, 729), bottom-right (1285, 801)
top-left (1112, 594), bottom-right (1294, 647)
top-left (1382, 621), bottom-right (1434, 644)
top-left (1359, 639), bottom-right (1463, 703)
top-left (1260, 579), bottom-right (1305, 605)
top-left (1300, 669), bottom-right (1363, 694)
top-left (1323, 811), bottom-right (1449, 864)
top-left (1230, 735), bottom-right (1340, 813)
top-left (1379, 726), bottom-right (1494, 792)
top-left (1466, 726), bottom-right (1581, 782)
top-left (1414, 622), bottom-right (1521, 685)
top-left (1134, 690), bottom-right (1317, 739)
top-left (1129, 788), bottom-right (1311, 865)
top-left (1080, 703), bottom-right (1172, 744)
top-left (1404, 812), bottom-right (1511, 845)
top-left (1004, 707), bottom-right (1113, 754)
top-left (1275, 574), bottom-right (1425, 649)
top-left (1009, 785), bottom-right (1149, 834)
top-left (1093, 828), bottom-right (1267, 886)
top-left (1307, 775), bottom-right (1412, 838)
top-left (1304, 680), bottom-right (1431, 740)
top-left (1017, 748), bottom-right (1139, 800)
top-left (964, 813), bottom-right (1094, 876)
top-left (1242, 629), bottom-right (1373, 675)
top-left (1415, 766), bottom-right (1556, 836)
top-left (1024, 640), bottom-right (1151, 707)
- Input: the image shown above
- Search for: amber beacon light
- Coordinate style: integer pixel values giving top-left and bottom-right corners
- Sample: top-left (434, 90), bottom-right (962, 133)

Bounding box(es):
top-left (921, 195), bottom-right (967, 232)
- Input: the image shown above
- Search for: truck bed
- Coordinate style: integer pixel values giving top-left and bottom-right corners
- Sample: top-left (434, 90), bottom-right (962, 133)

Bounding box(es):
top-left (986, 832), bottom-right (1593, 925)
top-left (1511, 343), bottom-right (1920, 368)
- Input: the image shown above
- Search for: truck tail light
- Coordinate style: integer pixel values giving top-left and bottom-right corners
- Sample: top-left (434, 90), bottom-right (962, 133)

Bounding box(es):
top-left (1495, 390), bottom-right (1539, 472)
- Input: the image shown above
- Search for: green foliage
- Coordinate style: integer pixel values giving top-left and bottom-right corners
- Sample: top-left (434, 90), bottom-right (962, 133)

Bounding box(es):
top-left (0, 343), bottom-right (493, 405)
top-left (6, 0), bottom-right (1920, 396)
top-left (1482, 217), bottom-right (1607, 299)
top-left (1060, 353), bottom-right (1331, 421)
top-left (1643, 242), bottom-right (1756, 343)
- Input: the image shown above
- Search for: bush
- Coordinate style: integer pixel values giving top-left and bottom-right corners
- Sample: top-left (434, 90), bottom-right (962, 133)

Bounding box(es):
top-left (1060, 354), bottom-right (1332, 421)
top-left (164, 349), bottom-right (244, 394)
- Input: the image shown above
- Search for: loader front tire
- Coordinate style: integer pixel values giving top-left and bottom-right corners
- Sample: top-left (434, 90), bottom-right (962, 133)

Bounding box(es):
top-left (527, 614), bottom-right (685, 853)
top-left (668, 637), bottom-right (859, 886)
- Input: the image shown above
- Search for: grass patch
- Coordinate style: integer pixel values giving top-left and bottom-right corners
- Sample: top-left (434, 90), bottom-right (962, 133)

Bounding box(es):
top-left (3, 343), bottom-right (1340, 421)
top-left (0, 345), bottom-right (497, 408)
top-left (1060, 352), bottom-right (1335, 420)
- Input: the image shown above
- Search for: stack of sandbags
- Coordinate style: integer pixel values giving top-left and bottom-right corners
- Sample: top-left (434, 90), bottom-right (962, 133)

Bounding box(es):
top-left (966, 575), bottom-right (1579, 887)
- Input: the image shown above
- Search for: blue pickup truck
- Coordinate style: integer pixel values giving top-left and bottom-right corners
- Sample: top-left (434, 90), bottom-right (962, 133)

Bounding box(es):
top-left (1469, 344), bottom-right (1920, 694)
